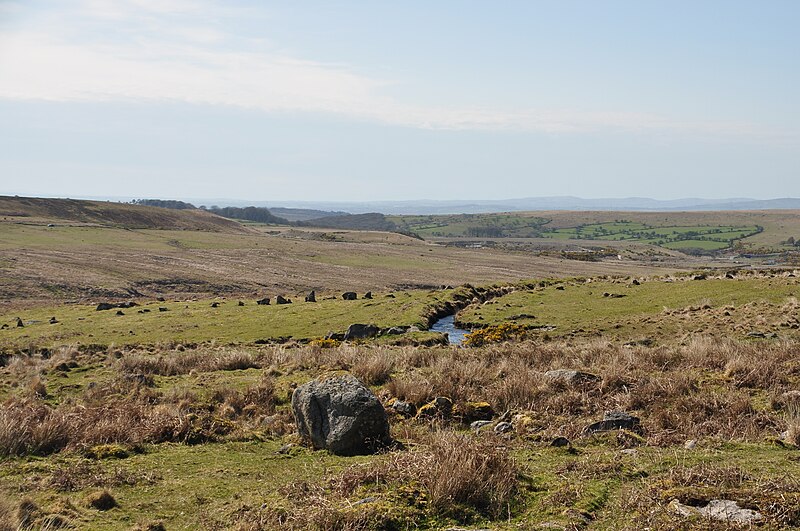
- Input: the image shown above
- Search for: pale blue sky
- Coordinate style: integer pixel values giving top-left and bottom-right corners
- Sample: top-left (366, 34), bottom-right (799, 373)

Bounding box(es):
top-left (0, 0), bottom-right (798, 202)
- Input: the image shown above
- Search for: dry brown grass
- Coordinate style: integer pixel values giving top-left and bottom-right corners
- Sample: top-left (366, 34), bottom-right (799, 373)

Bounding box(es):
top-left (234, 429), bottom-right (518, 530)
top-left (0, 370), bottom-right (279, 457)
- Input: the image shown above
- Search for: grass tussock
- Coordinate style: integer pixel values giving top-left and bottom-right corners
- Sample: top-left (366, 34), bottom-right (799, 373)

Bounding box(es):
top-left (0, 371), bottom-right (279, 457)
top-left (236, 429), bottom-right (518, 530)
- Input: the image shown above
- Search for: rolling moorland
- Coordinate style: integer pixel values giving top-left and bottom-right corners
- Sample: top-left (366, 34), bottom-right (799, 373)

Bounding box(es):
top-left (2, 196), bottom-right (800, 530)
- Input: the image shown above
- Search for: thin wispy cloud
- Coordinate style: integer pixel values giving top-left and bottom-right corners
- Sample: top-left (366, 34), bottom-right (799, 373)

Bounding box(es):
top-left (0, 0), bottom-right (793, 143)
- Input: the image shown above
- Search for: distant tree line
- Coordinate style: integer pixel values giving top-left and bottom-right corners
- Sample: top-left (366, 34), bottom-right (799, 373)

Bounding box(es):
top-left (204, 206), bottom-right (289, 225)
top-left (131, 199), bottom-right (196, 210)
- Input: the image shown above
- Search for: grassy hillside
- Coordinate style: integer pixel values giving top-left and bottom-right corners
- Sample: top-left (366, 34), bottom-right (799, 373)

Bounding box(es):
top-left (0, 220), bottom-right (671, 305)
top-left (0, 196), bottom-right (248, 233)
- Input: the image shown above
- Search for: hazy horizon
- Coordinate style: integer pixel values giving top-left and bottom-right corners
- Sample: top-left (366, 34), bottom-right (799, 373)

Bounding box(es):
top-left (1, 1), bottom-right (798, 200)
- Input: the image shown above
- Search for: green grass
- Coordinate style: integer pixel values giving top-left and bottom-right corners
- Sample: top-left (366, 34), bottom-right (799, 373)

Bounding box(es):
top-left (0, 291), bottom-right (452, 348)
top-left (390, 213), bottom-right (550, 238)
top-left (541, 222), bottom-right (760, 250)
top-left (457, 276), bottom-right (800, 342)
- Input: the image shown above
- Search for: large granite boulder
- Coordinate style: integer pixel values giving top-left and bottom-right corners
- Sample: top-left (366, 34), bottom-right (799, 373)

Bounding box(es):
top-left (292, 374), bottom-right (391, 456)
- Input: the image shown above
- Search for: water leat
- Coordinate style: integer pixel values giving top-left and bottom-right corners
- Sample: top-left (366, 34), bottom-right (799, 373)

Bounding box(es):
top-left (428, 314), bottom-right (470, 345)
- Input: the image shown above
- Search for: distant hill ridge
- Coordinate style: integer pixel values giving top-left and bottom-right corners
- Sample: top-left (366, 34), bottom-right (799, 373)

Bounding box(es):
top-left (0, 196), bottom-right (249, 233)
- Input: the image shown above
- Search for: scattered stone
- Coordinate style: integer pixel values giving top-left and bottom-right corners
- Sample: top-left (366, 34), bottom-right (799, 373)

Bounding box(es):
top-left (391, 400), bottom-right (417, 418)
top-left (342, 291), bottom-right (357, 300)
top-left (462, 401), bottom-right (494, 422)
top-left (385, 293), bottom-right (396, 298)
top-left (305, 291), bottom-right (316, 302)
top-left (620, 448), bottom-right (638, 456)
top-left (555, 286), bottom-right (565, 290)
top-left (746, 331), bottom-right (766, 338)
top-left (343, 323), bottom-right (380, 340)
top-left (238, 301), bottom-right (245, 306)
top-left (210, 302), bottom-right (219, 308)
top-left (585, 411), bottom-right (641, 434)
top-left (550, 436), bottom-right (571, 447)
top-left (494, 421), bottom-right (513, 434)
top-left (544, 369), bottom-right (600, 385)
top-left (684, 439), bottom-right (697, 450)
top-left (115, 310), bottom-right (125, 316)
top-left (276, 295), bottom-right (292, 305)
top-left (156, 296), bottom-right (166, 302)
top-left (49, 317), bottom-right (58, 324)
top-left (96, 302), bottom-right (115, 311)
top-left (631, 279), bottom-right (640, 285)
top-left (276, 443), bottom-right (294, 455)
top-left (417, 396), bottom-right (453, 418)
top-left (138, 309), bottom-right (151, 313)
top-left (693, 274), bottom-right (707, 280)
top-left (0, 323), bottom-right (8, 329)
top-left (669, 499), bottom-right (763, 524)
top-left (363, 291), bottom-right (373, 299)
top-left (158, 307), bottom-right (168, 312)
top-left (292, 374), bottom-right (392, 456)
top-left (256, 297), bottom-right (270, 305)
top-left (352, 496), bottom-right (377, 506)
top-left (16, 317), bottom-right (24, 328)
top-left (384, 326), bottom-right (406, 335)
top-left (407, 325), bottom-right (421, 332)
top-left (470, 420), bottom-right (493, 432)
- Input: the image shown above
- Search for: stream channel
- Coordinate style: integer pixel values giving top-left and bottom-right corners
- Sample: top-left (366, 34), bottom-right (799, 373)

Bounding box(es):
top-left (429, 314), bottom-right (470, 345)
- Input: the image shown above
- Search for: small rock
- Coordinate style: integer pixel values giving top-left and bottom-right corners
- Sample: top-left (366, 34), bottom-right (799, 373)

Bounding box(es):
top-left (210, 302), bottom-right (219, 308)
top-left (620, 448), bottom-right (638, 456)
top-left (16, 317), bottom-right (24, 328)
top-left (256, 297), bottom-right (270, 305)
top-left (95, 302), bottom-right (115, 311)
top-left (470, 420), bottom-right (493, 432)
top-left (684, 439), bottom-right (697, 450)
top-left (342, 291), bottom-right (358, 300)
top-left (276, 295), bottom-right (291, 305)
top-left (417, 396), bottom-right (453, 418)
top-left (462, 401), bottom-right (494, 422)
top-left (670, 499), bottom-right (763, 524)
top-left (385, 326), bottom-right (406, 335)
top-left (585, 411), bottom-right (641, 433)
top-left (158, 307), bottom-right (168, 312)
top-left (391, 400), bottom-right (417, 418)
top-left (352, 496), bottom-right (377, 506)
top-left (277, 444), bottom-right (294, 455)
top-left (115, 310), bottom-right (125, 316)
top-left (494, 421), bottom-right (513, 434)
top-left (49, 317), bottom-right (58, 324)
top-left (544, 369), bottom-right (600, 385)
top-left (305, 291), bottom-right (316, 302)
top-left (343, 323), bottom-right (380, 340)
top-left (363, 291), bottom-right (373, 299)
top-left (238, 301), bottom-right (245, 306)
top-left (550, 436), bottom-right (571, 447)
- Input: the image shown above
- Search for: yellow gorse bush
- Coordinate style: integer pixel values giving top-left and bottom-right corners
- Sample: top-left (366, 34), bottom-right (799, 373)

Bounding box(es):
top-left (463, 322), bottom-right (527, 347)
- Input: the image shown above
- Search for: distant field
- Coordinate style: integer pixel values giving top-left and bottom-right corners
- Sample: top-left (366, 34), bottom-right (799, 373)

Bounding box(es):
top-left (395, 210), bottom-right (800, 253)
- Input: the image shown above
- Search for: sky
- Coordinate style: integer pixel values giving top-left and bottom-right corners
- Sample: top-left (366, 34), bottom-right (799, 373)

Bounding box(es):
top-left (0, 0), bottom-right (798, 203)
